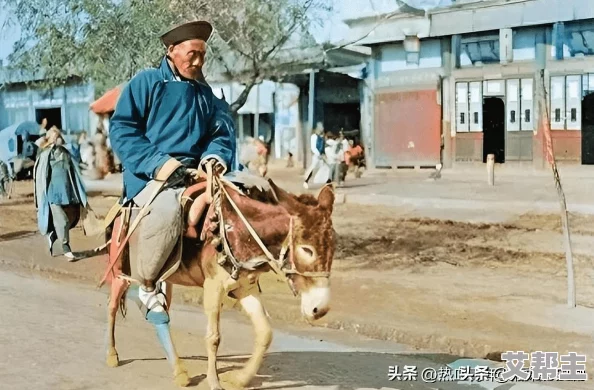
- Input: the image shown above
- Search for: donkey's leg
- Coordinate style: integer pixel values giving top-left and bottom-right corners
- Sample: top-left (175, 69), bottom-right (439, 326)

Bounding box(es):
top-left (203, 277), bottom-right (225, 390)
top-left (106, 277), bottom-right (129, 368)
top-left (233, 291), bottom-right (273, 388)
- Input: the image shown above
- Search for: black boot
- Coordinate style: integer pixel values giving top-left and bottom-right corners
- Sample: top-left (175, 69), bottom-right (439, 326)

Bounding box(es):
top-left (47, 232), bottom-right (56, 256)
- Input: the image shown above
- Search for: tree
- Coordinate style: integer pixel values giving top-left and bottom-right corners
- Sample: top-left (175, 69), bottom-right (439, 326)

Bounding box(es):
top-left (2, 0), bottom-right (330, 114)
top-left (536, 69), bottom-right (576, 308)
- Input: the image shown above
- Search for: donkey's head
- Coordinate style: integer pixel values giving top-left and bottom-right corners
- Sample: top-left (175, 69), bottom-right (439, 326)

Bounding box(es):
top-left (268, 180), bottom-right (336, 322)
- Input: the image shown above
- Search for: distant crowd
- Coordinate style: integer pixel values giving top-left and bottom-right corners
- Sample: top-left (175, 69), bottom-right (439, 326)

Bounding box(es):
top-left (303, 122), bottom-right (365, 189)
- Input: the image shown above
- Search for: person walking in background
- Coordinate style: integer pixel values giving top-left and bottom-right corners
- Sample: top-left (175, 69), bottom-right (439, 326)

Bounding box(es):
top-left (34, 128), bottom-right (99, 260)
top-left (0, 159), bottom-right (13, 199)
top-left (336, 130), bottom-right (349, 186)
top-left (78, 131), bottom-right (95, 171)
top-left (324, 131), bottom-right (348, 187)
top-left (93, 128), bottom-right (115, 178)
top-left (345, 136), bottom-right (365, 179)
top-left (303, 122), bottom-right (326, 189)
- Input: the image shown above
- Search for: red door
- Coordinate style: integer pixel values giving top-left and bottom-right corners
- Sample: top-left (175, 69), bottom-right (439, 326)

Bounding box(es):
top-left (374, 89), bottom-right (442, 167)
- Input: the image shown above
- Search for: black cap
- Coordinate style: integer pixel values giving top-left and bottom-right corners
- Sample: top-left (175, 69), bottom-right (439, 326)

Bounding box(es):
top-left (160, 20), bottom-right (213, 47)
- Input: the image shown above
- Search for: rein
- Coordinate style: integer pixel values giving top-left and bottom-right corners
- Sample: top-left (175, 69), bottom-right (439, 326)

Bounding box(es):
top-left (96, 160), bottom-right (330, 294)
top-left (212, 175), bottom-right (331, 293)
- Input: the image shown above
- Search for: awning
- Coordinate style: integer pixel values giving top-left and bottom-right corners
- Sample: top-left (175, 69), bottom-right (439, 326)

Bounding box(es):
top-left (90, 84), bottom-right (125, 115)
top-left (210, 80), bottom-right (277, 114)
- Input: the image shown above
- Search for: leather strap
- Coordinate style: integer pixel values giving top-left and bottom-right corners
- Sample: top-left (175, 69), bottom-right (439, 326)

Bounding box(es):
top-left (98, 180), bottom-right (167, 287)
top-left (155, 158), bottom-right (183, 181)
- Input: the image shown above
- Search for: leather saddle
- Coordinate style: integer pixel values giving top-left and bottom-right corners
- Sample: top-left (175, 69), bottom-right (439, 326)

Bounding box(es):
top-left (180, 179), bottom-right (211, 239)
top-left (102, 179), bottom-right (213, 285)
top-left (103, 171), bottom-right (270, 273)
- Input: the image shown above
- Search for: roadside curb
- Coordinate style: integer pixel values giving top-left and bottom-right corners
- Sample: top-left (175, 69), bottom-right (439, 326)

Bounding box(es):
top-left (337, 193), bottom-right (594, 216)
top-left (80, 176), bottom-right (594, 217)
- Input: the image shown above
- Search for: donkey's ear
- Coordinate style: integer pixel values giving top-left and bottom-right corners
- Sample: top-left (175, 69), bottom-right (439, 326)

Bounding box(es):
top-left (317, 184), bottom-right (335, 213)
top-left (267, 178), bottom-right (301, 208)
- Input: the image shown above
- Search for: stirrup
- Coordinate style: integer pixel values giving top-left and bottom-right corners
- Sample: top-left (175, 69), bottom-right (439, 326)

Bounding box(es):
top-left (139, 288), bottom-right (169, 325)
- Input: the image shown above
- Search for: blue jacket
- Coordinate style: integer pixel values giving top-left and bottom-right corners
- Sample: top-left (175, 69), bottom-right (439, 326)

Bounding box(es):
top-left (109, 57), bottom-right (236, 200)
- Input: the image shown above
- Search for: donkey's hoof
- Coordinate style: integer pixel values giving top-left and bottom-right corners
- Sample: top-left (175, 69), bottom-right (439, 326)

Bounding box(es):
top-left (106, 353), bottom-right (119, 368)
top-left (229, 371), bottom-right (251, 389)
top-left (174, 369), bottom-right (191, 387)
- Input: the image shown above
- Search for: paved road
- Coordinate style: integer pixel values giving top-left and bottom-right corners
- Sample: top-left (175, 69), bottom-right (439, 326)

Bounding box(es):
top-left (0, 270), bottom-right (586, 390)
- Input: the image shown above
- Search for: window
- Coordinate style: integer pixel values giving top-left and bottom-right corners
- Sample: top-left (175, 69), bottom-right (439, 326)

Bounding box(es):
top-left (520, 78), bottom-right (534, 130)
top-left (405, 51), bottom-right (420, 65)
top-left (507, 79), bottom-right (520, 131)
top-left (459, 32), bottom-right (501, 66)
top-left (508, 78), bottom-right (533, 131)
top-left (553, 21), bottom-right (594, 59)
top-left (550, 75), bottom-right (581, 130)
top-left (456, 81), bottom-right (482, 132)
top-left (456, 82), bottom-right (470, 132)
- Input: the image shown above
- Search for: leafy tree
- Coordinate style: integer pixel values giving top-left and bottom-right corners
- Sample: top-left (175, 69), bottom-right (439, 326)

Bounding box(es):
top-left (2, 0), bottom-right (330, 113)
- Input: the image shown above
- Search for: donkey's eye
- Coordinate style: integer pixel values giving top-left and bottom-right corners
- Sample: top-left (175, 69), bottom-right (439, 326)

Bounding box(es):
top-left (297, 245), bottom-right (317, 264)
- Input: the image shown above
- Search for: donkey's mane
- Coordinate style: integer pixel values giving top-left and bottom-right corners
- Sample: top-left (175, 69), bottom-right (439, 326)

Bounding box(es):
top-left (241, 184), bottom-right (318, 207)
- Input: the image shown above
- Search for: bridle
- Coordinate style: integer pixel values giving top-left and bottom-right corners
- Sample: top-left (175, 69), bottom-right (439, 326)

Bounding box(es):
top-left (207, 168), bottom-right (330, 296)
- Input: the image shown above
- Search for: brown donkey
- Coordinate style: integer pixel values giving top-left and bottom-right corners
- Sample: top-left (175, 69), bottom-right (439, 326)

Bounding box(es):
top-left (103, 178), bottom-right (336, 389)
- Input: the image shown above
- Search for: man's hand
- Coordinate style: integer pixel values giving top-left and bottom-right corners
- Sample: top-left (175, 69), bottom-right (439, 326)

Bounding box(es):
top-left (200, 158), bottom-right (226, 176)
top-left (165, 166), bottom-right (188, 187)
top-left (185, 168), bottom-right (202, 182)
top-left (155, 158), bottom-right (183, 181)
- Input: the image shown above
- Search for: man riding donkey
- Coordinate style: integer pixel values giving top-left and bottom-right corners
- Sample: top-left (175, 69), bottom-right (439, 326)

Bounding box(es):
top-left (108, 20), bottom-right (235, 326)
top-left (104, 20), bottom-right (336, 390)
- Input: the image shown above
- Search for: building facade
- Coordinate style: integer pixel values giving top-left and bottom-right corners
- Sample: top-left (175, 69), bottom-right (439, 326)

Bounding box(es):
top-left (0, 69), bottom-right (97, 135)
top-left (347, 0), bottom-right (594, 169)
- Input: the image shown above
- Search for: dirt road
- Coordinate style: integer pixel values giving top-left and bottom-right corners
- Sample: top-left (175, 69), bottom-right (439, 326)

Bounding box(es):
top-left (1, 180), bottom-right (594, 389)
top-left (0, 269), bottom-right (478, 390)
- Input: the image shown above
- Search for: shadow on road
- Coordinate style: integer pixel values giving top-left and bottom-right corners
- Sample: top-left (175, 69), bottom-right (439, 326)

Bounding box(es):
top-left (0, 230), bottom-right (37, 242)
top-left (163, 351), bottom-right (489, 389)
top-left (109, 351), bottom-right (488, 389)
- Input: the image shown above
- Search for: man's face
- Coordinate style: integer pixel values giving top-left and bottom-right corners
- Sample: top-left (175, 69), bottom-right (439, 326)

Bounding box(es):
top-left (167, 39), bottom-right (207, 80)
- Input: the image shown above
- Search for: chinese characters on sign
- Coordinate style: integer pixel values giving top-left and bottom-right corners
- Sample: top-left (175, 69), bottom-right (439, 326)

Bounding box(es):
top-left (388, 351), bottom-right (588, 383)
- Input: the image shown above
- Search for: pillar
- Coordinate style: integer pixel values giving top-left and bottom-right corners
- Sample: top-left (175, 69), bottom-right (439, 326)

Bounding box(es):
top-left (533, 28), bottom-right (548, 170)
top-left (305, 70), bottom-right (316, 170)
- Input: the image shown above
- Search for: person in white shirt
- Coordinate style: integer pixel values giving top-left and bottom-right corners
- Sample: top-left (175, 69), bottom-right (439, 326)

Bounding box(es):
top-left (325, 131), bottom-right (349, 187)
top-left (303, 123), bottom-right (326, 189)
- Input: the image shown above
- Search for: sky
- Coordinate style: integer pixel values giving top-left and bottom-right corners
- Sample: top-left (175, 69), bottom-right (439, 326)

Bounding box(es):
top-left (0, 11), bottom-right (19, 62)
top-left (313, 0), bottom-right (454, 44)
top-left (0, 0), bottom-right (455, 62)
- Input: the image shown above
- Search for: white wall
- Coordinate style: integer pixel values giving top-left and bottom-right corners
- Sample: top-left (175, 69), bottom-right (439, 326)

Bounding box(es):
top-left (210, 80), bottom-right (276, 114)
top-left (377, 39), bottom-right (442, 74)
